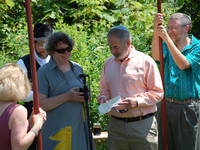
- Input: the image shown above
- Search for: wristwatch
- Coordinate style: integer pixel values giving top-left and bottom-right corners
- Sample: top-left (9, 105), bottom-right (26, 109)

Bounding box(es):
top-left (117, 109), bottom-right (128, 113)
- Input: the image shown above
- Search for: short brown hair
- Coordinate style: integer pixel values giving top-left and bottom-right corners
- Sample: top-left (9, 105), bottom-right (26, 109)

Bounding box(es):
top-left (44, 32), bottom-right (74, 55)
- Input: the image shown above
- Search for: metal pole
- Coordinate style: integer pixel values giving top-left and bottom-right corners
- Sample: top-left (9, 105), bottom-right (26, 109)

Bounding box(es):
top-left (157, 0), bottom-right (168, 150)
top-left (80, 74), bottom-right (94, 150)
top-left (25, 0), bottom-right (43, 149)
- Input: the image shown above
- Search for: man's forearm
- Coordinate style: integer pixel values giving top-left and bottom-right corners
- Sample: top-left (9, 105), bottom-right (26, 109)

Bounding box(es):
top-left (152, 32), bottom-right (160, 61)
top-left (165, 38), bottom-right (190, 70)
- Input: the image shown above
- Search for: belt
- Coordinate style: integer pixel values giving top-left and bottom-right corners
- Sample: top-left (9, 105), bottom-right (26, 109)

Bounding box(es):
top-left (166, 98), bottom-right (200, 104)
top-left (111, 112), bottom-right (155, 122)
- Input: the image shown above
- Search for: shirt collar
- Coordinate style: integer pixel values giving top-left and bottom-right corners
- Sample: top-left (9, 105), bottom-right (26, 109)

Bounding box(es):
top-left (35, 51), bottom-right (50, 66)
top-left (114, 46), bottom-right (137, 63)
top-left (48, 57), bottom-right (58, 70)
top-left (182, 34), bottom-right (200, 52)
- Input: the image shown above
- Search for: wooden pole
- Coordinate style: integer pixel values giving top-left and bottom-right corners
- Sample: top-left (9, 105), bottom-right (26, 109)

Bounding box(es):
top-left (25, 0), bottom-right (43, 149)
top-left (157, 0), bottom-right (168, 150)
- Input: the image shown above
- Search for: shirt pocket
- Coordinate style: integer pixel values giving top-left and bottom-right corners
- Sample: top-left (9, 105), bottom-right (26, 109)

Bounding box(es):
top-left (123, 68), bottom-right (145, 90)
top-left (125, 66), bottom-right (144, 82)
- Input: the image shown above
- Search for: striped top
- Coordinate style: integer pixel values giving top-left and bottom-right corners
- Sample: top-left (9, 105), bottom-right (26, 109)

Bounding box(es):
top-left (163, 35), bottom-right (200, 100)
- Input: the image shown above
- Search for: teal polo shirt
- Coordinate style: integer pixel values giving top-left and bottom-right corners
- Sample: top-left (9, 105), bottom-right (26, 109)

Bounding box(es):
top-left (163, 35), bottom-right (200, 100)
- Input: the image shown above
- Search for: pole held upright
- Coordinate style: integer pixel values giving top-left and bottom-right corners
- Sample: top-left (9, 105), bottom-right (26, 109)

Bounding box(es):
top-left (157, 0), bottom-right (168, 150)
top-left (25, 0), bottom-right (43, 149)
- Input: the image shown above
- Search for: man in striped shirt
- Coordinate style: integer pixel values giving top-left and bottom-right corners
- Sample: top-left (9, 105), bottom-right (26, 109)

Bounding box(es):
top-left (152, 13), bottom-right (200, 150)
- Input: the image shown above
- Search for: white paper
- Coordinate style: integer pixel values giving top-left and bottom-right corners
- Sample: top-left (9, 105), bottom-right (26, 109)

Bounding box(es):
top-left (98, 96), bottom-right (121, 115)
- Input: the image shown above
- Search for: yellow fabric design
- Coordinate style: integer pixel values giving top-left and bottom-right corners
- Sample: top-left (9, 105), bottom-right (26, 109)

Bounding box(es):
top-left (49, 126), bottom-right (72, 150)
top-left (84, 103), bottom-right (88, 120)
top-left (82, 104), bottom-right (86, 121)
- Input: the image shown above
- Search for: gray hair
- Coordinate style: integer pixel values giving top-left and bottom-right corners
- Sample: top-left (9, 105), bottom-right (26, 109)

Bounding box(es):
top-left (107, 26), bottom-right (131, 45)
top-left (44, 32), bottom-right (74, 55)
top-left (169, 13), bottom-right (192, 30)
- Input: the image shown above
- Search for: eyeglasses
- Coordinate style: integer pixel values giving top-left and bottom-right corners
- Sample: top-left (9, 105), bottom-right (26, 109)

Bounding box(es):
top-left (54, 47), bottom-right (72, 54)
top-left (167, 24), bottom-right (191, 31)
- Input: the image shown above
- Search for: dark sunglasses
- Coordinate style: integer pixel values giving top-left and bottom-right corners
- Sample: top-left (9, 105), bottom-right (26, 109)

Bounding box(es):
top-left (54, 47), bottom-right (72, 54)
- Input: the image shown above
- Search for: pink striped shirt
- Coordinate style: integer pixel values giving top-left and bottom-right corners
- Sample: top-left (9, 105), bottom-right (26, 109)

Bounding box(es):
top-left (98, 47), bottom-right (164, 118)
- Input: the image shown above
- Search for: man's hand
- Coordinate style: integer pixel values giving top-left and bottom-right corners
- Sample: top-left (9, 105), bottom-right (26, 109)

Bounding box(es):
top-left (98, 96), bottom-right (108, 104)
top-left (154, 13), bottom-right (164, 28)
top-left (157, 25), bottom-right (170, 42)
top-left (114, 98), bottom-right (138, 111)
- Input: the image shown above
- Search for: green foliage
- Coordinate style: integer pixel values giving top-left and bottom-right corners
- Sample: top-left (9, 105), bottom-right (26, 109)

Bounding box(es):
top-left (178, 0), bottom-right (200, 39)
top-left (0, 0), bottom-right (27, 63)
top-left (0, 21), bottom-right (29, 66)
top-left (0, 1), bottom-right (185, 149)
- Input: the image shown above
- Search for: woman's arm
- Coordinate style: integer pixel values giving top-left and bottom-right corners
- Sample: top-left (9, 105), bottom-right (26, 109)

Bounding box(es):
top-left (39, 88), bottom-right (85, 111)
top-left (9, 105), bottom-right (45, 150)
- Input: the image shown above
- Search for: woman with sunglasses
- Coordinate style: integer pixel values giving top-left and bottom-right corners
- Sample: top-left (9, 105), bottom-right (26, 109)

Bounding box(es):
top-left (37, 32), bottom-right (92, 150)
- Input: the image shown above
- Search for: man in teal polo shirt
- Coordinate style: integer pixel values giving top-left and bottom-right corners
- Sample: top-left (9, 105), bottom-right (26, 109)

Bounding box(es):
top-left (152, 13), bottom-right (200, 150)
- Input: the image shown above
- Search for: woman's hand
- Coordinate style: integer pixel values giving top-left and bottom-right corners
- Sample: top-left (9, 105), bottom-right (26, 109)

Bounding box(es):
top-left (10, 106), bottom-right (46, 150)
top-left (66, 87), bottom-right (85, 103)
top-left (30, 108), bottom-right (46, 134)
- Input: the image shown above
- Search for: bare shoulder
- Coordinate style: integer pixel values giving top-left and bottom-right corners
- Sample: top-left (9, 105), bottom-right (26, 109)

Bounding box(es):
top-left (9, 105), bottom-right (28, 128)
top-left (12, 105), bottom-right (27, 116)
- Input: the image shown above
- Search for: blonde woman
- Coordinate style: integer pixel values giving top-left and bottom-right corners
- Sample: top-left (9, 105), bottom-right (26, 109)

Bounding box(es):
top-left (0, 63), bottom-right (46, 150)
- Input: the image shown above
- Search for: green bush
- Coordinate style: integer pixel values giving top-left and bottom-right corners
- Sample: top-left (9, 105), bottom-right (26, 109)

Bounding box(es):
top-left (178, 0), bottom-right (200, 39)
top-left (0, 1), bottom-right (183, 149)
